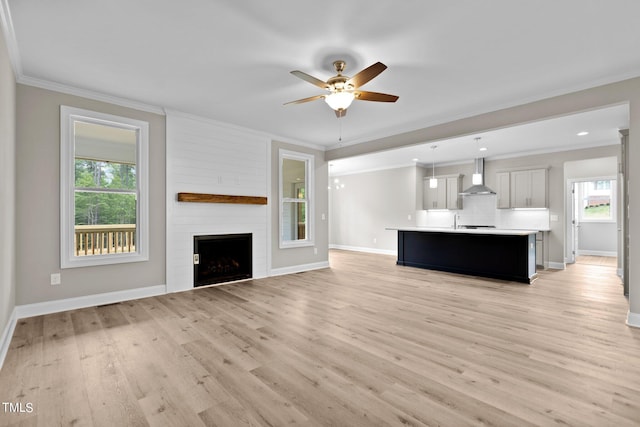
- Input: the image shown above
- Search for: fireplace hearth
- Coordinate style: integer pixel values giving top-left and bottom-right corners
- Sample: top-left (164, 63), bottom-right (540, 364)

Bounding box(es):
top-left (194, 233), bottom-right (252, 286)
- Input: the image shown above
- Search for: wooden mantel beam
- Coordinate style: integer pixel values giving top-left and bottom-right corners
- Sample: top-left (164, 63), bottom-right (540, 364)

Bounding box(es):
top-left (177, 192), bottom-right (267, 205)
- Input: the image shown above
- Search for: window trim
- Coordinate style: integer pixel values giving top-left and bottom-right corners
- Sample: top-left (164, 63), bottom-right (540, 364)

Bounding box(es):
top-left (279, 149), bottom-right (314, 249)
top-left (578, 177), bottom-right (616, 224)
top-left (60, 106), bottom-right (149, 268)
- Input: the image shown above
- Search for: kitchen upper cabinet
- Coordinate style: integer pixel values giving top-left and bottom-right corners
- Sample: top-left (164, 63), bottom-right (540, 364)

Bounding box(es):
top-left (510, 168), bottom-right (547, 208)
top-left (496, 168), bottom-right (547, 208)
top-left (424, 178), bottom-right (447, 209)
top-left (423, 175), bottom-right (462, 210)
top-left (496, 172), bottom-right (511, 209)
top-left (446, 176), bottom-right (462, 209)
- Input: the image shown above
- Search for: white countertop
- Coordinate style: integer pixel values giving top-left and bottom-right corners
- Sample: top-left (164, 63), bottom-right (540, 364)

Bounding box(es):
top-left (386, 226), bottom-right (539, 236)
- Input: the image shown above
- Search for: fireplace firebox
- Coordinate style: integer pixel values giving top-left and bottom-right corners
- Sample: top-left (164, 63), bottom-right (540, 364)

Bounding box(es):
top-left (193, 233), bottom-right (252, 287)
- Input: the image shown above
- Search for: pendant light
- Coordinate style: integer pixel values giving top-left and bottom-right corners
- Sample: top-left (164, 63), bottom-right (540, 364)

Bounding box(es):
top-left (472, 137), bottom-right (483, 185)
top-left (429, 145), bottom-right (438, 188)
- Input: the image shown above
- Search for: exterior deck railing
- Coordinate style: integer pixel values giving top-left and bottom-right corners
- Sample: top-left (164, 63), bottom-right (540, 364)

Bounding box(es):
top-left (74, 224), bottom-right (136, 256)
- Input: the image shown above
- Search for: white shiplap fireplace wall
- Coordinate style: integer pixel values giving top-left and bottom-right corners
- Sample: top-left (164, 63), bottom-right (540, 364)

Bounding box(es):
top-left (166, 111), bottom-right (270, 293)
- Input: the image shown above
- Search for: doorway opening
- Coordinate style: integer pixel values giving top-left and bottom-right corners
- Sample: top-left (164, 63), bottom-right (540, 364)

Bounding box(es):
top-left (567, 177), bottom-right (618, 267)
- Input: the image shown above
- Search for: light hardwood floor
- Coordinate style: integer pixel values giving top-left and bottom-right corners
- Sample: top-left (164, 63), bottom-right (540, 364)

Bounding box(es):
top-left (1, 250), bottom-right (639, 426)
top-left (576, 255), bottom-right (618, 267)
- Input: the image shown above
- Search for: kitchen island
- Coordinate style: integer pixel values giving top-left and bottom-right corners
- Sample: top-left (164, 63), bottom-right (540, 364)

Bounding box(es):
top-left (387, 227), bottom-right (538, 284)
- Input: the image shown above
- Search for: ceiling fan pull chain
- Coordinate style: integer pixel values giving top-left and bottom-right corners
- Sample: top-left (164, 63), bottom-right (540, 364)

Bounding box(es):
top-left (338, 115), bottom-right (343, 142)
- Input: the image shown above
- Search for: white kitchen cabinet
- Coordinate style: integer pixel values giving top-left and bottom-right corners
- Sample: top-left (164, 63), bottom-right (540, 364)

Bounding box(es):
top-left (510, 170), bottom-right (530, 208)
top-left (446, 176), bottom-right (462, 209)
top-left (424, 177), bottom-right (447, 209)
top-left (528, 169), bottom-right (547, 207)
top-left (508, 168), bottom-right (547, 208)
top-left (496, 172), bottom-right (511, 209)
top-left (496, 168), bottom-right (547, 208)
top-left (423, 175), bottom-right (462, 210)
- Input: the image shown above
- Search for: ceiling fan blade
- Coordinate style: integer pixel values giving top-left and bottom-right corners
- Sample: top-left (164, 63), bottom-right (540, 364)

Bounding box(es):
top-left (290, 70), bottom-right (329, 89)
top-left (334, 109), bottom-right (347, 118)
top-left (347, 62), bottom-right (387, 88)
top-left (283, 95), bottom-right (325, 106)
top-left (354, 90), bottom-right (399, 103)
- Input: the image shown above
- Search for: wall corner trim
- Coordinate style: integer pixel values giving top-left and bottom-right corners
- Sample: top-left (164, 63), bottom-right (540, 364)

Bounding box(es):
top-left (15, 285), bottom-right (166, 320)
top-left (626, 310), bottom-right (640, 328)
top-left (0, 307), bottom-right (18, 371)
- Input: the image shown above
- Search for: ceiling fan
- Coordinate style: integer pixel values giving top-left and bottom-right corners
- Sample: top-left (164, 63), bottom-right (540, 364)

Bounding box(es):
top-left (284, 60), bottom-right (399, 118)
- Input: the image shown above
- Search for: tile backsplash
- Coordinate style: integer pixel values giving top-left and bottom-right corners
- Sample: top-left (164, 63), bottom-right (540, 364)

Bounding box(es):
top-left (417, 194), bottom-right (551, 231)
top-left (458, 195), bottom-right (497, 227)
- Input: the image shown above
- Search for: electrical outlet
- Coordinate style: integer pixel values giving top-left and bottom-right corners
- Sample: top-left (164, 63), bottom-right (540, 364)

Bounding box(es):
top-left (50, 273), bottom-right (61, 286)
top-left (408, 214), bottom-right (412, 221)
top-left (314, 247), bottom-right (318, 255)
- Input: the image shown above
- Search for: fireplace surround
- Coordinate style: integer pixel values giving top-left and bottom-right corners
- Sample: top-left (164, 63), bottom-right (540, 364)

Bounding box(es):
top-left (193, 233), bottom-right (252, 286)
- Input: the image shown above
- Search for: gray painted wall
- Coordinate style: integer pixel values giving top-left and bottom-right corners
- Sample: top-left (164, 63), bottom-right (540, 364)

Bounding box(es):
top-left (15, 85), bottom-right (166, 305)
top-left (579, 222), bottom-right (617, 254)
top-left (565, 157), bottom-right (618, 180)
top-left (271, 140), bottom-right (329, 269)
top-left (0, 27), bottom-right (16, 341)
top-left (329, 165), bottom-right (419, 253)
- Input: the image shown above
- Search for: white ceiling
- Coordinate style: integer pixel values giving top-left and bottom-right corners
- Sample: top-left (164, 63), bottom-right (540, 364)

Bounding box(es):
top-left (3, 1), bottom-right (638, 162)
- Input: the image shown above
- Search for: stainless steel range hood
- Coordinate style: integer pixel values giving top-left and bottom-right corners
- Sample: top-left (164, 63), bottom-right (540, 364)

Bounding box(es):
top-left (460, 158), bottom-right (496, 195)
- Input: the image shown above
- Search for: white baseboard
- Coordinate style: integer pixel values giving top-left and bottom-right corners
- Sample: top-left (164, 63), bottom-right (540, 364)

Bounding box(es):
top-left (547, 261), bottom-right (566, 270)
top-left (577, 250), bottom-right (617, 257)
top-left (627, 311), bottom-right (640, 328)
top-left (0, 307), bottom-right (18, 371)
top-left (329, 244), bottom-right (397, 256)
top-left (269, 261), bottom-right (330, 277)
top-left (15, 285), bottom-right (167, 319)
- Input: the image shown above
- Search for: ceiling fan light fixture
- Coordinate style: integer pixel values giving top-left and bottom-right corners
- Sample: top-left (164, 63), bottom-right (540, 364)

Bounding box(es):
top-left (324, 91), bottom-right (355, 111)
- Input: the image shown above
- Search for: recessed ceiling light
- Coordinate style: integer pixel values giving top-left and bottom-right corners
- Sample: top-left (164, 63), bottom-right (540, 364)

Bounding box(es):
top-left (479, 147), bottom-right (487, 152)
top-left (577, 131), bottom-right (589, 136)
top-left (412, 158), bottom-right (419, 162)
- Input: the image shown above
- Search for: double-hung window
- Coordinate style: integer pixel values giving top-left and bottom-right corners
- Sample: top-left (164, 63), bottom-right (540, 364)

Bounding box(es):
top-left (279, 149), bottom-right (314, 248)
top-left (60, 106), bottom-right (149, 268)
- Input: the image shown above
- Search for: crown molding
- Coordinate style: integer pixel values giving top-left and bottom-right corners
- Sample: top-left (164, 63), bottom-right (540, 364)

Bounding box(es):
top-left (18, 75), bottom-right (165, 115)
top-left (269, 135), bottom-right (327, 152)
top-left (164, 108), bottom-right (271, 139)
top-left (0, 0), bottom-right (22, 77)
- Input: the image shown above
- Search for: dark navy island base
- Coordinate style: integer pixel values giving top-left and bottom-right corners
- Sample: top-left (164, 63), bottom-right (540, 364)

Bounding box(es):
top-left (394, 228), bottom-right (537, 284)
